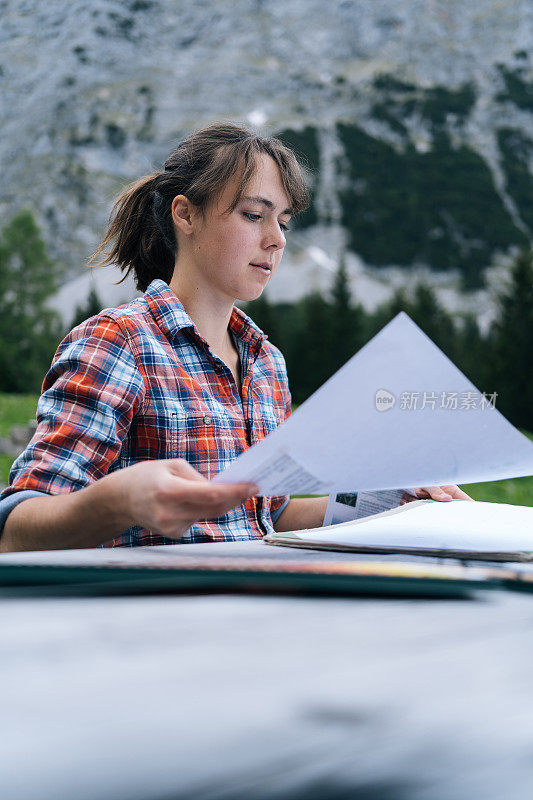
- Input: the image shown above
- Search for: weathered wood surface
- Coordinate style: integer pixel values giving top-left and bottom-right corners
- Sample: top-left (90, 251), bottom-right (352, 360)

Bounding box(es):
top-left (2, 540), bottom-right (533, 799)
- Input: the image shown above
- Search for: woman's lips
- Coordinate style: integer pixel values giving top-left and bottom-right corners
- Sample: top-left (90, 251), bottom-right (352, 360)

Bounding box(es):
top-left (250, 262), bottom-right (272, 273)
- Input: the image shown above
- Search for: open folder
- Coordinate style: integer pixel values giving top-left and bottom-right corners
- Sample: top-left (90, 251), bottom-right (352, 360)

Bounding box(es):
top-left (264, 500), bottom-right (533, 562)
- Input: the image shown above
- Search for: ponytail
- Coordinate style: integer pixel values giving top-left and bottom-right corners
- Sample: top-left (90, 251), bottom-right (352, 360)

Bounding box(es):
top-left (89, 173), bottom-right (175, 291)
top-left (90, 122), bottom-right (310, 292)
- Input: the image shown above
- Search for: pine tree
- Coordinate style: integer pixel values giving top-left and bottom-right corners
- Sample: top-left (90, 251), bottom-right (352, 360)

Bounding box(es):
top-left (0, 211), bottom-right (63, 392)
top-left (409, 283), bottom-right (457, 360)
top-left (387, 288), bottom-right (410, 319)
top-left (245, 293), bottom-right (281, 346)
top-left (366, 288), bottom-right (410, 338)
top-left (330, 256), bottom-right (365, 369)
top-left (455, 314), bottom-right (488, 389)
top-left (70, 287), bottom-right (103, 329)
top-left (489, 249), bottom-right (533, 429)
top-left (290, 292), bottom-right (334, 404)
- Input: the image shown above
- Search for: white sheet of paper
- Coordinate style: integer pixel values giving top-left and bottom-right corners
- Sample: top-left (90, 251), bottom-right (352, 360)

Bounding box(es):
top-left (285, 500), bottom-right (533, 554)
top-left (323, 490), bottom-right (410, 526)
top-left (214, 313), bottom-right (533, 494)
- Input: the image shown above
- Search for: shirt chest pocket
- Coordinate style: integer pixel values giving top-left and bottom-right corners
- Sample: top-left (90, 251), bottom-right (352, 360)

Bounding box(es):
top-left (170, 404), bottom-right (242, 477)
top-left (250, 384), bottom-right (288, 440)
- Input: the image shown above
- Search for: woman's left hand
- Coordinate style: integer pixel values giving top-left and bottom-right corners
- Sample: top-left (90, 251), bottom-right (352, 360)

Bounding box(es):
top-left (401, 485), bottom-right (473, 504)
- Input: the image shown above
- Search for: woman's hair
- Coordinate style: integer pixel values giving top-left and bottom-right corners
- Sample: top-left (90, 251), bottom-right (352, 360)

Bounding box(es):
top-left (90, 122), bottom-right (310, 291)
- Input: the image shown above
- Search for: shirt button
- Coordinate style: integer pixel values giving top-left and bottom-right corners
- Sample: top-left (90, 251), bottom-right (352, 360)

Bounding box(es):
top-left (203, 415), bottom-right (212, 426)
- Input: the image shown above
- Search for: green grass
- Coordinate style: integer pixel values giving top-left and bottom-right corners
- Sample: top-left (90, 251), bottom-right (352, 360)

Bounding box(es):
top-left (0, 392), bottom-right (531, 505)
top-left (461, 477), bottom-right (533, 505)
top-left (463, 431), bottom-right (533, 505)
top-left (0, 453), bottom-right (16, 484)
top-left (0, 393), bottom-right (39, 437)
top-left (0, 393), bottom-right (39, 483)
top-left (461, 434), bottom-right (533, 507)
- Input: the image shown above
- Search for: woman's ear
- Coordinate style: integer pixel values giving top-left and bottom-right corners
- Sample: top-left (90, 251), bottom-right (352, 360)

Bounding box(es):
top-left (171, 195), bottom-right (198, 236)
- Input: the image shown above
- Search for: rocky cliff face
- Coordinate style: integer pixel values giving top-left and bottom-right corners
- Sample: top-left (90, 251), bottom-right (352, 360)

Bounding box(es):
top-left (1, 0), bottom-right (532, 318)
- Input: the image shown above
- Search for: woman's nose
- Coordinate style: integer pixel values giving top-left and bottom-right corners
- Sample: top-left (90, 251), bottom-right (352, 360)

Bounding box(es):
top-left (263, 223), bottom-right (286, 251)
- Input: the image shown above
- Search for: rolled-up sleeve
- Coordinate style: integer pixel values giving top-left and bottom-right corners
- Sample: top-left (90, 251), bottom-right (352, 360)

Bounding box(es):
top-left (0, 490), bottom-right (50, 535)
top-left (1, 316), bottom-right (145, 501)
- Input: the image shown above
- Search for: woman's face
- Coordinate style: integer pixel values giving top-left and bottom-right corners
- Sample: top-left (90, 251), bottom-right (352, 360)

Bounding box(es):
top-left (182, 153), bottom-right (293, 304)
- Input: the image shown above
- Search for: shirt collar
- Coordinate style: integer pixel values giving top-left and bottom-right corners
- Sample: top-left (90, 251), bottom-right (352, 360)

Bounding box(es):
top-left (144, 279), bottom-right (266, 350)
top-left (229, 304), bottom-right (266, 350)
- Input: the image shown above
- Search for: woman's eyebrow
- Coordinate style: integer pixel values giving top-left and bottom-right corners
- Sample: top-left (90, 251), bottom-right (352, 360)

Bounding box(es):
top-left (240, 195), bottom-right (293, 215)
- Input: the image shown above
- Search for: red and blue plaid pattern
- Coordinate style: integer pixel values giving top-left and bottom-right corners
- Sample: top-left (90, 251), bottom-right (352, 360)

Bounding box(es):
top-left (1, 279), bottom-right (291, 546)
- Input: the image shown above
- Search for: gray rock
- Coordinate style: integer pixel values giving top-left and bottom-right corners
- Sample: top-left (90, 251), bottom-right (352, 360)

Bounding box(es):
top-left (1, 0), bottom-right (532, 321)
top-left (0, 420), bottom-right (37, 457)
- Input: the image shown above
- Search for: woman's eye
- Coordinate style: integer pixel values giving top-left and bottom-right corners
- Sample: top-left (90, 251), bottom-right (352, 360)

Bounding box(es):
top-left (242, 212), bottom-right (290, 232)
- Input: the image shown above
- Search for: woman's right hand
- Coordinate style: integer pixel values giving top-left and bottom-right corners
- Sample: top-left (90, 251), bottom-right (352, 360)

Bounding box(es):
top-left (120, 459), bottom-right (258, 540)
top-left (0, 458), bottom-right (258, 553)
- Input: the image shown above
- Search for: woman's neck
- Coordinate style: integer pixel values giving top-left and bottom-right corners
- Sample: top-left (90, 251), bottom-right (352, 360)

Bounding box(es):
top-left (168, 268), bottom-right (235, 358)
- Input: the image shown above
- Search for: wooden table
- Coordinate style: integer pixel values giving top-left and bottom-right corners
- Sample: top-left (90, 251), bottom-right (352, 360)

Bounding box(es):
top-left (2, 540), bottom-right (533, 799)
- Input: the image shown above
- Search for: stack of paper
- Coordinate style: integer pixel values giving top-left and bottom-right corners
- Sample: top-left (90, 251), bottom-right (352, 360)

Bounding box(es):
top-left (214, 313), bottom-right (533, 494)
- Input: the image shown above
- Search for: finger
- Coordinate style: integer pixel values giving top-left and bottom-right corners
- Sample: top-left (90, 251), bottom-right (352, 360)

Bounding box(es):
top-left (205, 482), bottom-right (260, 515)
top-left (412, 488), bottom-right (431, 499)
top-left (400, 491), bottom-right (417, 504)
top-left (440, 485), bottom-right (473, 501)
top-left (167, 459), bottom-right (209, 482)
top-left (424, 486), bottom-right (453, 501)
top-left (177, 481), bottom-right (259, 517)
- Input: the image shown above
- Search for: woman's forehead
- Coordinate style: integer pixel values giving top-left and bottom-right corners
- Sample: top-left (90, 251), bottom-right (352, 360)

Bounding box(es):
top-left (246, 153), bottom-right (287, 195)
top-left (218, 155), bottom-right (291, 213)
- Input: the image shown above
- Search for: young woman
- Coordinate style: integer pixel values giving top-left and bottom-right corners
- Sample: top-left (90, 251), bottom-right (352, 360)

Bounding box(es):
top-left (0, 123), bottom-right (469, 552)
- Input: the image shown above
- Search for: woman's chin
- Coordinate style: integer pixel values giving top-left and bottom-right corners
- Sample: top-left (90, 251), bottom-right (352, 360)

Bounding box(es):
top-left (237, 285), bottom-right (268, 303)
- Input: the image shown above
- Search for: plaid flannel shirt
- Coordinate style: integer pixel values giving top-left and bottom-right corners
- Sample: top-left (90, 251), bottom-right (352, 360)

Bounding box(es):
top-left (0, 279), bottom-right (291, 546)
